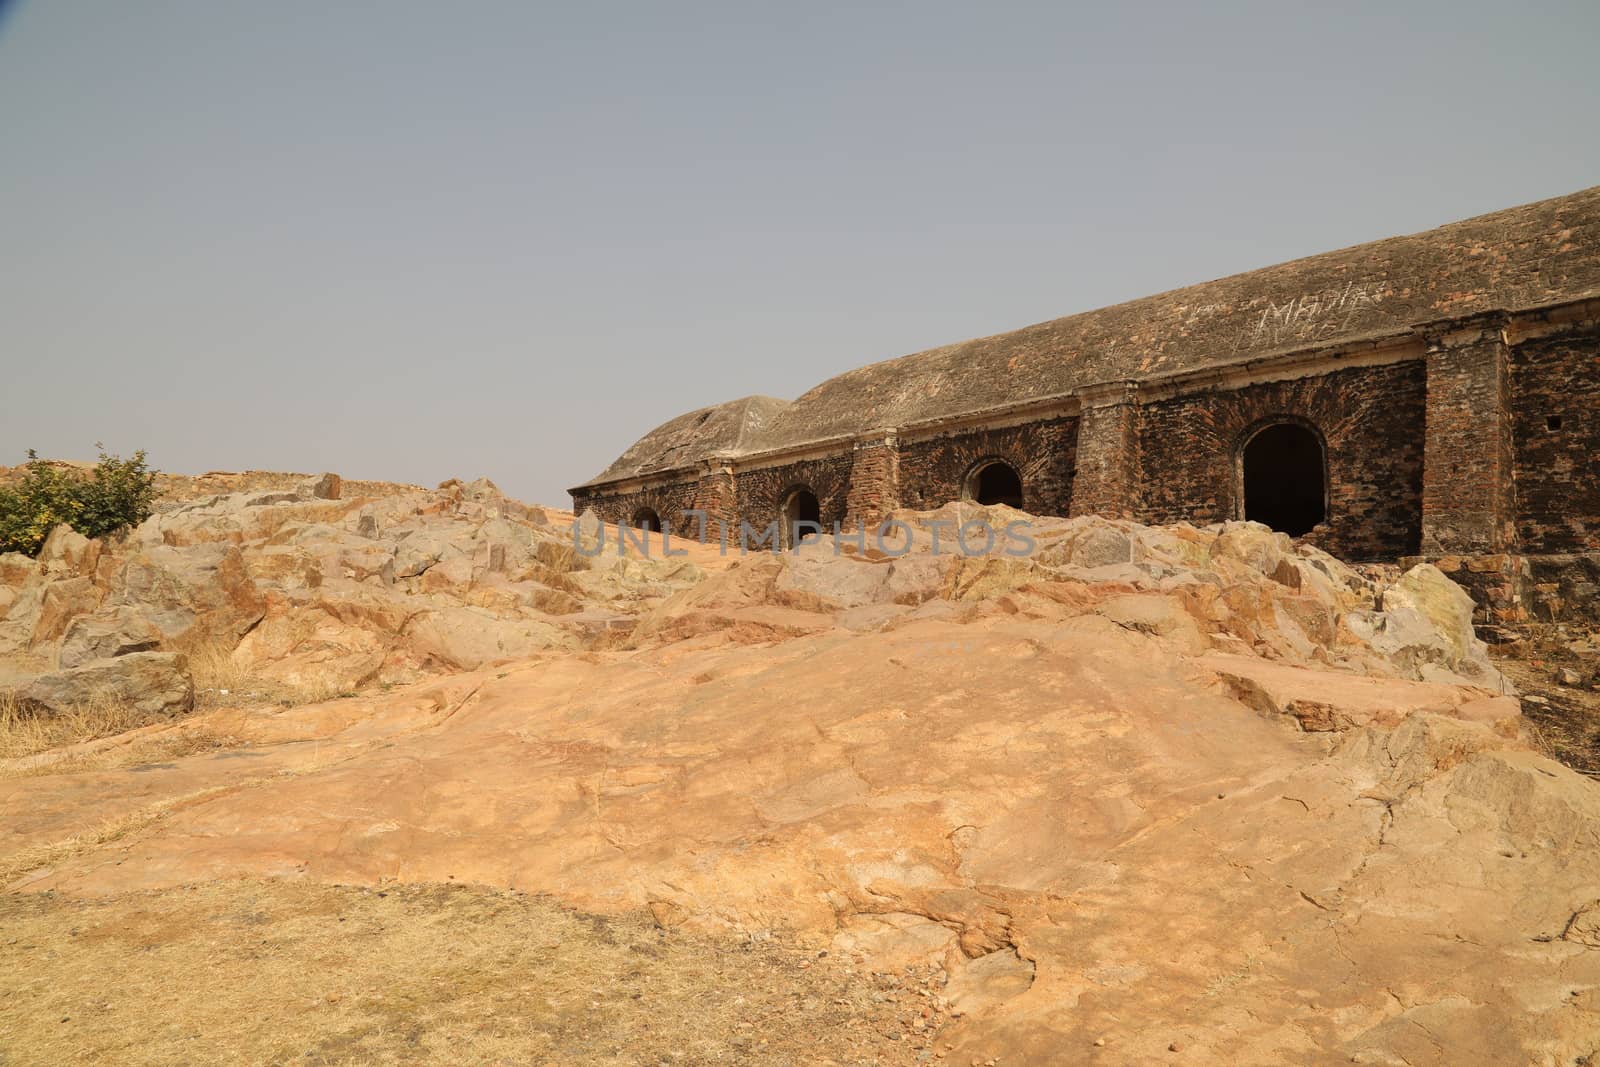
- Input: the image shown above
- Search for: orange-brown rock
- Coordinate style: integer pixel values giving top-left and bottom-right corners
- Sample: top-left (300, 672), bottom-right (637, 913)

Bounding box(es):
top-left (8, 498), bottom-right (1595, 1065)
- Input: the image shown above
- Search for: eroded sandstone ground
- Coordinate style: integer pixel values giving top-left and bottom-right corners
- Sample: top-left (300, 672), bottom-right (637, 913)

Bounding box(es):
top-left (3, 481), bottom-right (1599, 1065)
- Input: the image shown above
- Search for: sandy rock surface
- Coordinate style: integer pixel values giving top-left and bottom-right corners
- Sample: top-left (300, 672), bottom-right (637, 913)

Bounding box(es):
top-left (4, 498), bottom-right (1598, 1064)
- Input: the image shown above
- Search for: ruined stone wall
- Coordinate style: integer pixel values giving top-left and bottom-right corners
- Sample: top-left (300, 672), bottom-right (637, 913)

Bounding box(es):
top-left (573, 324), bottom-right (1600, 569)
top-left (896, 417), bottom-right (1078, 516)
top-left (732, 453), bottom-right (855, 538)
top-left (1525, 554), bottom-right (1600, 624)
top-left (1138, 362), bottom-right (1427, 562)
top-left (569, 477), bottom-right (703, 534)
top-left (1510, 325), bottom-right (1600, 553)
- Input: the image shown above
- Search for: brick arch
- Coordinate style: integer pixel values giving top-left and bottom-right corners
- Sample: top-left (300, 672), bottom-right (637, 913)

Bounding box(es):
top-left (777, 483), bottom-right (824, 548)
top-left (896, 419), bottom-right (1077, 516)
top-left (1234, 411), bottom-right (1327, 445)
top-left (575, 479), bottom-right (701, 536)
top-left (960, 455), bottom-right (1027, 507)
top-left (733, 454), bottom-right (853, 539)
top-left (1232, 414), bottom-right (1331, 510)
top-left (1138, 362), bottom-right (1425, 560)
top-left (1235, 417), bottom-right (1329, 535)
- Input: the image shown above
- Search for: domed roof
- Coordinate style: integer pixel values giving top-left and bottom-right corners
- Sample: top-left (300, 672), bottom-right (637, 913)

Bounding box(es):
top-left (573, 395), bottom-right (790, 488)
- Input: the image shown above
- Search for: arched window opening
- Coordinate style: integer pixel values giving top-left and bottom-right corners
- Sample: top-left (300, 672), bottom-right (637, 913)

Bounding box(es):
top-left (965, 460), bottom-right (1025, 509)
top-left (630, 507), bottom-right (662, 533)
top-left (781, 488), bottom-right (822, 549)
top-left (1241, 423), bottom-right (1327, 537)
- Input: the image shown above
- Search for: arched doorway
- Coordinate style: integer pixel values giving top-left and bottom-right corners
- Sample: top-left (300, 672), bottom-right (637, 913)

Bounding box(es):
top-left (780, 487), bottom-right (822, 549)
top-left (964, 460), bottom-right (1025, 508)
top-left (1240, 423), bottom-right (1327, 536)
top-left (630, 507), bottom-right (662, 532)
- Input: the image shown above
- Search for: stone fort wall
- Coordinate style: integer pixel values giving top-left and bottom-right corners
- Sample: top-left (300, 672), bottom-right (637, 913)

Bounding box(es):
top-left (733, 452), bottom-right (855, 538)
top-left (895, 416), bottom-right (1079, 517)
top-left (572, 300), bottom-right (1600, 621)
top-left (1510, 321), bottom-right (1600, 553)
top-left (1138, 361), bottom-right (1427, 562)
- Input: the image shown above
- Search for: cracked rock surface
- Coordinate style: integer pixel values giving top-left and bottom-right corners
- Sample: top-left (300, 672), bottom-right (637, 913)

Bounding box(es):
top-left (4, 501), bottom-right (1597, 1064)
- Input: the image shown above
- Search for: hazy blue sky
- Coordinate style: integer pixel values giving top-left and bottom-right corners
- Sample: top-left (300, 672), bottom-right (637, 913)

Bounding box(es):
top-left (3, 1), bottom-right (1597, 506)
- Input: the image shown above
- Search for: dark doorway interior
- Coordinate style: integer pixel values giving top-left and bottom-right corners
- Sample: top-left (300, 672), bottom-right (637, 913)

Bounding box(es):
top-left (782, 489), bottom-right (821, 548)
top-left (969, 461), bottom-right (1024, 508)
top-left (631, 507), bottom-right (662, 532)
top-left (1242, 424), bottom-right (1326, 536)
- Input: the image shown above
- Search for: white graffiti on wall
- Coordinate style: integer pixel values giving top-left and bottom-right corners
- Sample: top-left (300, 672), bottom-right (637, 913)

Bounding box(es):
top-left (1236, 281), bottom-right (1391, 351)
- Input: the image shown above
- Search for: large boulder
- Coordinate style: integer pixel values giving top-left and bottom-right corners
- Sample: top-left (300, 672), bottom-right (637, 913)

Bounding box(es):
top-left (391, 530), bottom-right (464, 579)
top-left (229, 602), bottom-right (391, 694)
top-left (57, 607), bottom-right (163, 669)
top-left (37, 523), bottom-right (101, 578)
top-left (111, 544), bottom-right (265, 644)
top-left (0, 552), bottom-right (39, 587)
top-left (300, 472), bottom-right (341, 500)
top-left (29, 576), bottom-right (104, 648)
top-left (1033, 520), bottom-right (1135, 570)
top-left (774, 551), bottom-right (893, 608)
top-left (1207, 522), bottom-right (1292, 577)
top-left (0, 569), bottom-right (48, 658)
top-left (1347, 563), bottom-right (1507, 690)
top-left (1382, 563), bottom-right (1485, 663)
top-left (17, 651), bottom-right (194, 717)
top-left (404, 606), bottom-right (569, 670)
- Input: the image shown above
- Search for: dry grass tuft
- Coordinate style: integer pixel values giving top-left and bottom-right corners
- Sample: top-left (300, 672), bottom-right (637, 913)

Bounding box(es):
top-left (0, 722), bottom-right (237, 781)
top-left (182, 634), bottom-right (250, 697)
top-left (0, 879), bottom-right (947, 1066)
top-left (0, 690), bottom-right (180, 766)
top-left (182, 634), bottom-right (355, 710)
top-left (0, 636), bottom-right (356, 779)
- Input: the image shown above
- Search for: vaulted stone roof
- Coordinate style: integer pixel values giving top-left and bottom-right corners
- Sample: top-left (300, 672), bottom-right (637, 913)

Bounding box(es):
top-left (577, 395), bottom-right (791, 487)
top-left (581, 186), bottom-right (1600, 488)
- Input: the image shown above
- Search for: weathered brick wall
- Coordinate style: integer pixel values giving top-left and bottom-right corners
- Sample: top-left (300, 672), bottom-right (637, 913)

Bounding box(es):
top-left (1510, 325), bottom-right (1600, 552)
top-left (570, 465), bottom-right (741, 541)
top-left (732, 453), bottom-right (855, 538)
top-left (1421, 319), bottom-right (1516, 555)
top-left (694, 465), bottom-right (738, 536)
top-left (569, 477), bottom-right (703, 535)
top-left (895, 417), bottom-right (1078, 516)
top-left (845, 437), bottom-right (901, 526)
top-left (1070, 390), bottom-right (1140, 519)
top-left (1138, 362), bottom-right (1426, 561)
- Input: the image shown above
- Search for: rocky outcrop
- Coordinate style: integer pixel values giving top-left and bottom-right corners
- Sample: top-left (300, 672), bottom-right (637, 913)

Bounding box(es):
top-left (0, 485), bottom-right (1515, 722)
top-left (17, 652), bottom-right (193, 717)
top-left (3, 528), bottom-right (1588, 1065)
top-left (632, 504), bottom-right (1510, 701)
top-left (1361, 562), bottom-right (1503, 685)
top-left (7, 496), bottom-right (1598, 1065)
top-left (0, 473), bottom-right (704, 707)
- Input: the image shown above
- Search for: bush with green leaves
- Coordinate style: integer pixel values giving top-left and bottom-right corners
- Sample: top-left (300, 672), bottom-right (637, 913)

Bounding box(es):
top-left (0, 447), bottom-right (159, 557)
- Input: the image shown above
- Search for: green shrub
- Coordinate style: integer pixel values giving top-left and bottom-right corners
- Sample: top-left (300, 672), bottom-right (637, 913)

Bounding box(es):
top-left (0, 447), bottom-right (158, 557)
